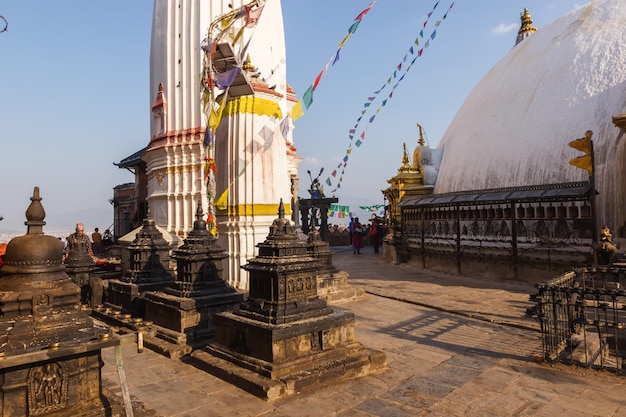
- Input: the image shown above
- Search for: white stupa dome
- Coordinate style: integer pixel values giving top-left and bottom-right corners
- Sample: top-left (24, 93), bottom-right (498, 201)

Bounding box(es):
top-left (434, 0), bottom-right (626, 229)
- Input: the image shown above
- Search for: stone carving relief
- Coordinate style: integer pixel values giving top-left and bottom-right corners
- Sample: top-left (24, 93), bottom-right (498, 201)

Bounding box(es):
top-left (28, 362), bottom-right (68, 416)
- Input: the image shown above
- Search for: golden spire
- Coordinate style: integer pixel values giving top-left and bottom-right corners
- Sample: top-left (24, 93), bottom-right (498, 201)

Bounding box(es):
top-left (417, 122), bottom-right (425, 147)
top-left (402, 143), bottom-right (410, 167)
top-left (515, 8), bottom-right (537, 46)
top-left (242, 54), bottom-right (256, 72)
top-left (518, 8), bottom-right (537, 35)
top-left (412, 123), bottom-right (424, 174)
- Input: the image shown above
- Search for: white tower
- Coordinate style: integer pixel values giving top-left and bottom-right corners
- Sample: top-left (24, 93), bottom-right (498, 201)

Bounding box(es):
top-left (146, 0), bottom-right (299, 289)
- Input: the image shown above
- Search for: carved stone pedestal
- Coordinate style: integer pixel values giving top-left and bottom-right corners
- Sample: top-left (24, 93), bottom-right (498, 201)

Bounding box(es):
top-left (191, 201), bottom-right (386, 400)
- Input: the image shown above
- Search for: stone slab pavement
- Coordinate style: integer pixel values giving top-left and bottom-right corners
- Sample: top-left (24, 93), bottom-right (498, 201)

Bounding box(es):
top-left (100, 246), bottom-right (626, 416)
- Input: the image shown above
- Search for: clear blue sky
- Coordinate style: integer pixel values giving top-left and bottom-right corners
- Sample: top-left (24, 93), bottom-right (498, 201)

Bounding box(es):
top-left (0, 1), bottom-right (582, 234)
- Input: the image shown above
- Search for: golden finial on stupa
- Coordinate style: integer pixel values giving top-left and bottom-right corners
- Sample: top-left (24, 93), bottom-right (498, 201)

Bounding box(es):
top-left (402, 143), bottom-right (410, 167)
top-left (242, 54), bottom-right (256, 72)
top-left (515, 8), bottom-right (537, 46)
top-left (412, 123), bottom-right (424, 173)
top-left (518, 8), bottom-right (537, 36)
top-left (417, 123), bottom-right (425, 147)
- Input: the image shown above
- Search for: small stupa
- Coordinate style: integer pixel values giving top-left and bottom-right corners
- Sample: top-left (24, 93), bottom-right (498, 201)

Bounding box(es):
top-left (105, 209), bottom-right (175, 317)
top-left (143, 201), bottom-right (243, 358)
top-left (0, 187), bottom-right (117, 416)
top-left (191, 200), bottom-right (386, 400)
top-left (307, 215), bottom-right (364, 303)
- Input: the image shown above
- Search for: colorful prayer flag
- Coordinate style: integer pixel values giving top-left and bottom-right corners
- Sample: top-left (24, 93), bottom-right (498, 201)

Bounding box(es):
top-left (292, 101), bottom-right (304, 120)
top-left (280, 117), bottom-right (290, 140)
top-left (312, 71), bottom-right (324, 91)
top-left (216, 189), bottom-right (228, 210)
top-left (245, 5), bottom-right (264, 28)
top-left (214, 67), bottom-right (240, 89)
top-left (302, 86), bottom-right (314, 109)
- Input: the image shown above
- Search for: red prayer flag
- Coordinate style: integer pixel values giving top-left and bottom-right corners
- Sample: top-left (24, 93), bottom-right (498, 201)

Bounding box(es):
top-left (246, 5), bottom-right (264, 28)
top-left (312, 71), bottom-right (323, 91)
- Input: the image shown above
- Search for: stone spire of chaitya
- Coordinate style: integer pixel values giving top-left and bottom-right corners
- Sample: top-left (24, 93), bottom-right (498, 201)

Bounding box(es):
top-left (516, 7), bottom-right (537, 46)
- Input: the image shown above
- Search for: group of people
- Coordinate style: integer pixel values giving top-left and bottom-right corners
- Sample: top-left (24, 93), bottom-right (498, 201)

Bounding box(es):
top-left (349, 217), bottom-right (385, 255)
top-left (64, 223), bottom-right (113, 259)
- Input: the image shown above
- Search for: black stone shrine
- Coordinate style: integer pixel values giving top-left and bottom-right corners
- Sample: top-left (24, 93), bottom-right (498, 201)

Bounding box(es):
top-left (190, 200), bottom-right (386, 400)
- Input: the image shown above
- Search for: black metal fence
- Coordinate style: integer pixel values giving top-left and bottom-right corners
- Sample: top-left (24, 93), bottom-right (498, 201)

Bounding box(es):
top-left (397, 182), bottom-right (595, 278)
top-left (530, 266), bottom-right (626, 373)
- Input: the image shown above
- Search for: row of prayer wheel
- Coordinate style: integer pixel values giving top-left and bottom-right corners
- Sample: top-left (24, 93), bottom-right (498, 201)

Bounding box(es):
top-left (414, 203), bottom-right (591, 221)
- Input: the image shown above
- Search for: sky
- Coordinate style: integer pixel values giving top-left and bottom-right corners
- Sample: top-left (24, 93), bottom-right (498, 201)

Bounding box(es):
top-left (0, 1), bottom-right (583, 235)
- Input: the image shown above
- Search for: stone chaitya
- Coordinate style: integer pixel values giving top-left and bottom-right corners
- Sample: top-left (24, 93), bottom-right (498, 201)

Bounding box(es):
top-left (307, 216), bottom-right (364, 303)
top-left (105, 211), bottom-right (175, 317)
top-left (191, 200), bottom-right (386, 400)
top-left (142, 202), bottom-right (243, 358)
top-left (0, 187), bottom-right (117, 416)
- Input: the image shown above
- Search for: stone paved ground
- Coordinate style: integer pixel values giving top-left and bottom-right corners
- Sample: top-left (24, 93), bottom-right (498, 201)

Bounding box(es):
top-left (101, 247), bottom-right (626, 416)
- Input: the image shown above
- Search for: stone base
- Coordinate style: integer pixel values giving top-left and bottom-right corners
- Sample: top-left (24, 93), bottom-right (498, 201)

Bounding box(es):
top-left (106, 278), bottom-right (173, 317)
top-left (0, 338), bottom-right (118, 417)
top-left (189, 308), bottom-right (386, 400)
top-left (191, 343), bottom-right (385, 401)
top-left (567, 331), bottom-right (608, 366)
top-left (142, 328), bottom-right (194, 359)
top-left (142, 290), bottom-right (244, 359)
top-left (317, 271), bottom-right (365, 304)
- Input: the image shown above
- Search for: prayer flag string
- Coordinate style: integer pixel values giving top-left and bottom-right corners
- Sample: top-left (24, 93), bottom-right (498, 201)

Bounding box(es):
top-left (291, 0), bottom-right (378, 121)
top-left (322, 1), bottom-right (455, 194)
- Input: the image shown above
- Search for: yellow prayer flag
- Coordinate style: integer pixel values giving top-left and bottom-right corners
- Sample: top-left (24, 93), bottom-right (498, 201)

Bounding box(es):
top-left (232, 26), bottom-right (245, 46)
top-left (209, 99), bottom-right (227, 131)
top-left (292, 101), bottom-right (304, 121)
top-left (569, 155), bottom-right (593, 174)
top-left (338, 34), bottom-right (351, 49)
top-left (216, 189), bottom-right (229, 210)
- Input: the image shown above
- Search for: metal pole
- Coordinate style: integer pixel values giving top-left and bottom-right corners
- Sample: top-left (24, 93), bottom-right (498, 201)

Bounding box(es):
top-left (115, 345), bottom-right (135, 417)
top-left (455, 205), bottom-right (461, 274)
top-left (511, 202), bottom-right (519, 280)
top-left (590, 139), bottom-right (598, 264)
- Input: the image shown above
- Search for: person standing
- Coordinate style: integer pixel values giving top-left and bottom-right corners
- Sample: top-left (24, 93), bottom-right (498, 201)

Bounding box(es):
top-left (348, 217), bottom-right (355, 246)
top-left (92, 227), bottom-right (104, 256)
top-left (352, 217), bottom-right (364, 254)
top-left (369, 219), bottom-right (380, 254)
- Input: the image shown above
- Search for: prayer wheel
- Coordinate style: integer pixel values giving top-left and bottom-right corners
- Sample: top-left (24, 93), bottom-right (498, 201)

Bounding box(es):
top-left (568, 203), bottom-right (579, 218)
top-left (525, 205), bottom-right (535, 218)
top-left (581, 204), bottom-right (591, 218)
top-left (536, 205), bottom-right (545, 218)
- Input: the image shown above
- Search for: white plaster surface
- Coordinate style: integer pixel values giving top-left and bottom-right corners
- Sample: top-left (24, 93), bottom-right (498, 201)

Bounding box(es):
top-left (435, 0), bottom-right (626, 228)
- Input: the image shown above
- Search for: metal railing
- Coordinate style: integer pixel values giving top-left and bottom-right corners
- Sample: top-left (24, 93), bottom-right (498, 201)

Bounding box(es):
top-left (530, 266), bottom-right (626, 373)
